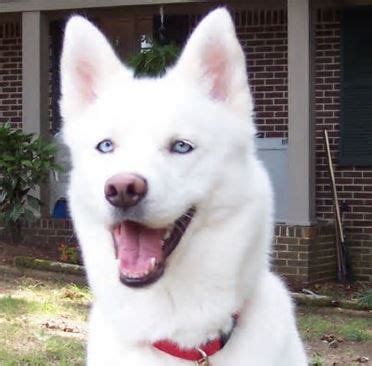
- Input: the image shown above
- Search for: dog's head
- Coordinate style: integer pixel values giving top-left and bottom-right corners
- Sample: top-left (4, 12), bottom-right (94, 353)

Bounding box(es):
top-left (61, 9), bottom-right (260, 289)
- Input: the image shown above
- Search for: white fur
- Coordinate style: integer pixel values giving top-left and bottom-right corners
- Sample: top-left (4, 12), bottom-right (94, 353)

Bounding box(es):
top-left (60, 8), bottom-right (307, 365)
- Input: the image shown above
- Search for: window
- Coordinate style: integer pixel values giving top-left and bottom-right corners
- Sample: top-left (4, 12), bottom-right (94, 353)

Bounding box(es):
top-left (340, 7), bottom-right (372, 166)
top-left (50, 20), bottom-right (64, 135)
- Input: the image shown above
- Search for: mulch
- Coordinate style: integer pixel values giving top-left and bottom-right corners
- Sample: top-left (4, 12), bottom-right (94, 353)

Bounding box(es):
top-left (0, 240), bottom-right (60, 266)
top-left (285, 276), bottom-right (369, 302)
top-left (305, 281), bottom-right (370, 302)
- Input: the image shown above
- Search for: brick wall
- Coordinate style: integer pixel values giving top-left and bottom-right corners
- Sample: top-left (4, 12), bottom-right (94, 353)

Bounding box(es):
top-left (235, 9), bottom-right (288, 138)
top-left (315, 7), bottom-right (372, 282)
top-left (21, 218), bottom-right (76, 248)
top-left (273, 223), bottom-right (336, 284)
top-left (0, 20), bottom-right (22, 129)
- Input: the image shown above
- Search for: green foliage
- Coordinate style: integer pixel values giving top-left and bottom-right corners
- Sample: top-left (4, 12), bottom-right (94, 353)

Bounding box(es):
top-left (0, 123), bottom-right (61, 234)
top-left (358, 288), bottom-right (372, 309)
top-left (128, 42), bottom-right (180, 77)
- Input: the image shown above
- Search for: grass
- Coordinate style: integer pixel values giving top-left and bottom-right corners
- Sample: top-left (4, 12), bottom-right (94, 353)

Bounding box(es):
top-left (0, 334), bottom-right (84, 366)
top-left (0, 274), bottom-right (90, 365)
top-left (310, 354), bottom-right (325, 366)
top-left (298, 308), bottom-right (372, 342)
top-left (358, 289), bottom-right (372, 308)
top-left (0, 272), bottom-right (371, 365)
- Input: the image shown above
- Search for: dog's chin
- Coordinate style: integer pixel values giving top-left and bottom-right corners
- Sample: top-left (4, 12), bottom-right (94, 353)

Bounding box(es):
top-left (111, 207), bottom-right (195, 288)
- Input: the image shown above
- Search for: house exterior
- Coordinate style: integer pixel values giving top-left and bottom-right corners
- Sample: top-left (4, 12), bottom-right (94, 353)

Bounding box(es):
top-left (0, 0), bottom-right (371, 283)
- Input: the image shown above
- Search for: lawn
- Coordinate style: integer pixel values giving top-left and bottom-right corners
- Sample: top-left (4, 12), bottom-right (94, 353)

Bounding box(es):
top-left (0, 272), bottom-right (89, 365)
top-left (0, 270), bottom-right (371, 366)
top-left (298, 306), bottom-right (372, 365)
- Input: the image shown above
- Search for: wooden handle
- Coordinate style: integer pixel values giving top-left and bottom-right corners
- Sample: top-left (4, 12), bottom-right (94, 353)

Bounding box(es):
top-left (324, 129), bottom-right (344, 242)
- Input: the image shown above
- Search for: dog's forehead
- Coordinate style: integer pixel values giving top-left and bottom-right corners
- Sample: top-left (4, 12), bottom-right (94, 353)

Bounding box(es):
top-left (100, 77), bottom-right (217, 130)
top-left (86, 73), bottom-right (250, 148)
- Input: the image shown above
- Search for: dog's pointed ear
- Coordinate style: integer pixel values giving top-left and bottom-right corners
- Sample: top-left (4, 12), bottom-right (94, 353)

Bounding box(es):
top-left (174, 8), bottom-right (252, 117)
top-left (60, 16), bottom-right (131, 119)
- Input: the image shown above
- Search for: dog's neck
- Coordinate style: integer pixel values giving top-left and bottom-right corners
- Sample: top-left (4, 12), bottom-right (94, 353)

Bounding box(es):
top-left (152, 313), bottom-right (239, 363)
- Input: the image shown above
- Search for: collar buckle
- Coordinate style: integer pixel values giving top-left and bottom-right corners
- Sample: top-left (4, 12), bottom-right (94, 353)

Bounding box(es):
top-left (195, 348), bottom-right (210, 366)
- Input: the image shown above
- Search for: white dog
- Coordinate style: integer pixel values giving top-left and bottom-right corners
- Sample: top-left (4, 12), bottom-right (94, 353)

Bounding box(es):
top-left (60, 8), bottom-right (307, 365)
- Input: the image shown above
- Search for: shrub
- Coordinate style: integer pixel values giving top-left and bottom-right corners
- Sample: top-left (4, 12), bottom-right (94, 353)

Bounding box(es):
top-left (0, 123), bottom-right (61, 241)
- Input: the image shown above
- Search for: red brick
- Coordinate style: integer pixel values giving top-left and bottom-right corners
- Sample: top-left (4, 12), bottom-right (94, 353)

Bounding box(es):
top-left (0, 21), bottom-right (21, 128)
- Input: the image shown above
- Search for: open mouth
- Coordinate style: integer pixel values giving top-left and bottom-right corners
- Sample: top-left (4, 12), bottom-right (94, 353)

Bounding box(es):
top-left (112, 208), bottom-right (195, 287)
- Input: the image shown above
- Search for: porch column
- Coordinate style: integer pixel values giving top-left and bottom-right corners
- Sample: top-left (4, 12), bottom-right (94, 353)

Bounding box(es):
top-left (22, 11), bottom-right (50, 214)
top-left (22, 11), bottom-right (49, 137)
top-left (287, 0), bottom-right (316, 225)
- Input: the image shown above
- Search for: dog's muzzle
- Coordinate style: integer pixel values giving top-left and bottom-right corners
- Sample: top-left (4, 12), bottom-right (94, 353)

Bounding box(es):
top-left (112, 207), bottom-right (195, 287)
top-left (105, 173), bottom-right (195, 287)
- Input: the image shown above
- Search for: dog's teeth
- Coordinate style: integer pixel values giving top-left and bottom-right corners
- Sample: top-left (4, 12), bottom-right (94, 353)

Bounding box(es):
top-left (163, 230), bottom-right (171, 240)
top-left (123, 271), bottom-right (143, 279)
top-left (149, 257), bottom-right (157, 269)
top-left (122, 259), bottom-right (157, 279)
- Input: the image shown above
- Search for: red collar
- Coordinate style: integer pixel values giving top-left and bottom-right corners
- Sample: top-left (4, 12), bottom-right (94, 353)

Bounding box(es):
top-left (153, 314), bottom-right (239, 362)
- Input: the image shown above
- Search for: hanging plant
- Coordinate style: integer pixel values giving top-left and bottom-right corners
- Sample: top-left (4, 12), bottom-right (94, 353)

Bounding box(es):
top-left (128, 42), bottom-right (180, 77)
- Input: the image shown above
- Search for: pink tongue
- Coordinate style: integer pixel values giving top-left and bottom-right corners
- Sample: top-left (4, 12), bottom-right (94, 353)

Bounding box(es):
top-left (113, 222), bottom-right (165, 277)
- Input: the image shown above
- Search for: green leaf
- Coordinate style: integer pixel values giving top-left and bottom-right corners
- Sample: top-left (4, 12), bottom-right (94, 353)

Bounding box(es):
top-left (27, 195), bottom-right (41, 210)
top-left (2, 155), bottom-right (15, 162)
top-left (0, 123), bottom-right (61, 229)
top-left (23, 207), bottom-right (35, 222)
top-left (0, 190), bottom-right (6, 203)
top-left (21, 160), bottom-right (33, 168)
top-left (9, 204), bottom-right (24, 222)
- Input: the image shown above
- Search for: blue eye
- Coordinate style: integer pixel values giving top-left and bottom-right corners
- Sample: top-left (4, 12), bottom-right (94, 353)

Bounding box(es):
top-left (170, 140), bottom-right (194, 154)
top-left (96, 139), bottom-right (114, 153)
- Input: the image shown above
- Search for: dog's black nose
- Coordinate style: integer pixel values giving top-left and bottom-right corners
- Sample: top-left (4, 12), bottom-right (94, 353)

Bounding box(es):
top-left (104, 173), bottom-right (147, 208)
